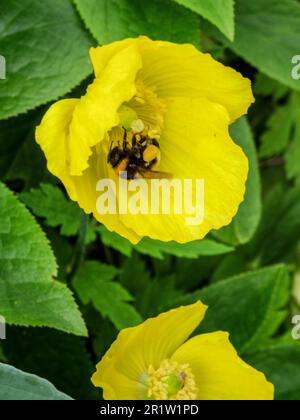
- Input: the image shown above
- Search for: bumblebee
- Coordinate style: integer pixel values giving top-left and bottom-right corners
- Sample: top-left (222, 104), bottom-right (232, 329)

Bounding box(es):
top-left (107, 130), bottom-right (172, 180)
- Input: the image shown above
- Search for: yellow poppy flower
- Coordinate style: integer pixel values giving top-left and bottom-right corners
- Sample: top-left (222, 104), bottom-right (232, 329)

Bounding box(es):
top-left (91, 302), bottom-right (274, 400)
top-left (36, 37), bottom-right (254, 244)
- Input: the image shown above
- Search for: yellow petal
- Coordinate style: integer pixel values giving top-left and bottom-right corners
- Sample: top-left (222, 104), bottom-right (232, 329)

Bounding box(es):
top-left (137, 37), bottom-right (254, 122)
top-left (36, 37), bottom-right (252, 244)
top-left (90, 37), bottom-right (254, 123)
top-left (36, 96), bottom-right (141, 244)
top-left (172, 332), bottom-right (274, 400)
top-left (35, 99), bottom-right (79, 199)
top-left (93, 366), bottom-right (142, 400)
top-left (92, 302), bottom-right (207, 399)
top-left (90, 39), bottom-right (136, 77)
top-left (92, 328), bottom-right (142, 400)
top-left (69, 146), bottom-right (142, 244)
top-left (68, 44), bottom-right (142, 176)
top-left (119, 96), bottom-right (248, 242)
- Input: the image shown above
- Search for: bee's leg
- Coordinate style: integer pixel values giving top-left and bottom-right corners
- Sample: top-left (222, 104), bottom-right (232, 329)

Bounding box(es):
top-left (122, 128), bottom-right (128, 151)
top-left (132, 134), bottom-right (137, 148)
top-left (109, 140), bottom-right (114, 153)
top-left (107, 140), bottom-right (114, 163)
top-left (139, 137), bottom-right (148, 146)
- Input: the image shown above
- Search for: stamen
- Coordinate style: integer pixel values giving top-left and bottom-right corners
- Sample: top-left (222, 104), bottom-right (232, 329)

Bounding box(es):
top-left (146, 360), bottom-right (198, 400)
top-left (134, 96), bottom-right (146, 105)
top-left (131, 119), bottom-right (145, 133)
top-left (119, 106), bottom-right (138, 131)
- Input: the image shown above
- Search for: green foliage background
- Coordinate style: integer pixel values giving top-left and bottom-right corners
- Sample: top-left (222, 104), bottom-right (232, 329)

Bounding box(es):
top-left (0, 0), bottom-right (300, 400)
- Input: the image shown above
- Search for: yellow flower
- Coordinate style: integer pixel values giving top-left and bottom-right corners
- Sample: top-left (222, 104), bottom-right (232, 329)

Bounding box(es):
top-left (91, 302), bottom-right (274, 400)
top-left (36, 37), bottom-right (254, 244)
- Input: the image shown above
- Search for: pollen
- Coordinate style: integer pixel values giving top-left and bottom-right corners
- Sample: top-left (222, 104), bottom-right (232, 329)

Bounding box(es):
top-left (143, 144), bottom-right (160, 162)
top-left (146, 360), bottom-right (198, 400)
top-left (131, 119), bottom-right (145, 133)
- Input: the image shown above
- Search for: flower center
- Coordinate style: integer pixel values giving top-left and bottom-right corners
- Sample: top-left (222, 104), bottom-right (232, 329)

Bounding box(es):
top-left (129, 79), bottom-right (166, 131)
top-left (146, 360), bottom-right (198, 400)
top-left (105, 82), bottom-right (169, 180)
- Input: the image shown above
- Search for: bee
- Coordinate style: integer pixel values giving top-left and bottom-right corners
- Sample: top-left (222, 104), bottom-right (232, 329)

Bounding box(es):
top-left (107, 130), bottom-right (172, 180)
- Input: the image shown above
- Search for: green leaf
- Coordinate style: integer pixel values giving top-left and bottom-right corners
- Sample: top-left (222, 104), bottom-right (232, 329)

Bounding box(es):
top-left (212, 253), bottom-right (246, 282)
top-left (96, 226), bottom-right (233, 259)
top-left (73, 261), bottom-right (142, 329)
top-left (173, 256), bottom-right (218, 290)
top-left (0, 346), bottom-right (6, 362)
top-left (0, 110), bottom-right (54, 189)
top-left (248, 186), bottom-right (300, 264)
top-left (0, 363), bottom-right (72, 400)
top-left (230, 118), bottom-right (261, 243)
top-left (203, 0), bottom-right (300, 92)
top-left (285, 123), bottom-right (300, 184)
top-left (97, 226), bottom-right (133, 257)
top-left (167, 265), bottom-right (290, 354)
top-left (21, 184), bottom-right (81, 236)
top-left (0, 112), bottom-right (43, 183)
top-left (0, 0), bottom-right (93, 120)
top-left (91, 316), bottom-right (118, 360)
top-left (118, 254), bottom-right (182, 318)
top-left (171, 0), bottom-right (235, 41)
top-left (21, 183), bottom-right (96, 243)
top-left (0, 182), bottom-right (87, 336)
top-left (118, 253), bottom-right (152, 295)
top-left (2, 327), bottom-right (97, 400)
top-left (260, 97), bottom-right (296, 158)
top-left (284, 96), bottom-right (300, 184)
top-left (135, 238), bottom-right (234, 259)
top-left (245, 344), bottom-right (300, 400)
top-left (214, 117), bottom-right (261, 245)
top-left (74, 0), bottom-right (200, 45)
top-left (138, 275), bottom-right (182, 318)
top-left (254, 73), bottom-right (289, 101)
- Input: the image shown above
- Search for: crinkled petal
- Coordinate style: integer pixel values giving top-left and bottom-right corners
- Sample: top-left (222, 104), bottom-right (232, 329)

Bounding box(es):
top-left (90, 39), bottom-right (136, 77)
top-left (93, 366), bottom-right (142, 400)
top-left (92, 302), bottom-right (207, 397)
top-left (36, 97), bottom-right (140, 244)
top-left (68, 44), bottom-right (142, 176)
top-left (137, 37), bottom-right (254, 122)
top-left (36, 99), bottom-right (79, 199)
top-left (172, 332), bottom-right (274, 400)
top-left (119, 97), bottom-right (248, 242)
top-left (71, 144), bottom-right (141, 244)
top-left (92, 328), bottom-right (142, 400)
top-left (90, 37), bottom-right (254, 123)
top-left (37, 37), bottom-right (252, 245)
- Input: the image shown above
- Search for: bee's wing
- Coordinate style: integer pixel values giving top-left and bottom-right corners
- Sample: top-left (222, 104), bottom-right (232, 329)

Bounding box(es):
top-left (137, 168), bottom-right (173, 179)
